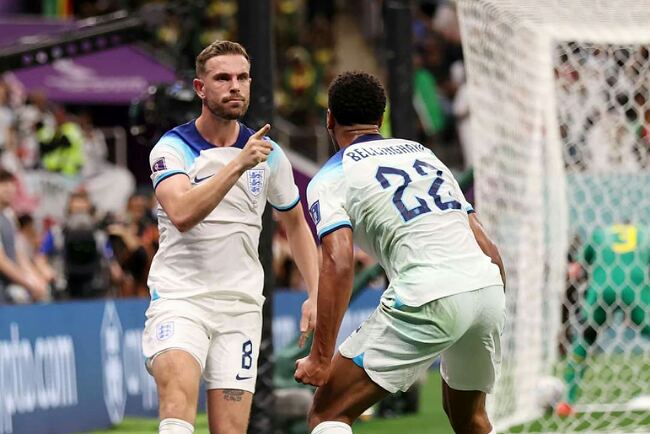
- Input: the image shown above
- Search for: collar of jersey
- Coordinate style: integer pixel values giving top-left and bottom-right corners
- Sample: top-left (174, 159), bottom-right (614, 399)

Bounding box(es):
top-left (350, 133), bottom-right (384, 145)
top-left (176, 120), bottom-right (251, 153)
top-left (320, 133), bottom-right (386, 171)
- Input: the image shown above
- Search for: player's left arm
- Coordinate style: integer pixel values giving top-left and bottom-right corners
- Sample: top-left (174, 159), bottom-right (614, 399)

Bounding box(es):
top-left (294, 227), bottom-right (354, 387)
top-left (276, 206), bottom-right (319, 347)
top-left (469, 212), bottom-right (506, 290)
top-left (266, 142), bottom-right (319, 346)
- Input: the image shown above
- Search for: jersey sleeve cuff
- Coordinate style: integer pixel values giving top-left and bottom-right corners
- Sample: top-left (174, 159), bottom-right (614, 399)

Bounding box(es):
top-left (318, 221), bottom-right (353, 241)
top-left (270, 195), bottom-right (300, 212)
top-left (153, 170), bottom-right (189, 189)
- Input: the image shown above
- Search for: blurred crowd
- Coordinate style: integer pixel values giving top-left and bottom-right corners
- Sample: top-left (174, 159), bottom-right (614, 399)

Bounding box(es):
top-left (408, 1), bottom-right (470, 167)
top-left (144, 0), bottom-right (337, 127)
top-left (556, 44), bottom-right (650, 171)
top-left (65, 0), bottom-right (337, 127)
top-left (0, 77), bottom-right (379, 304)
top-left (1, 0), bottom-right (487, 304)
top-left (0, 77), bottom-right (149, 304)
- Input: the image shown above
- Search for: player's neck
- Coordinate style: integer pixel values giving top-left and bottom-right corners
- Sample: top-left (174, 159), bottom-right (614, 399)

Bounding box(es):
top-left (334, 124), bottom-right (381, 149)
top-left (195, 113), bottom-right (240, 147)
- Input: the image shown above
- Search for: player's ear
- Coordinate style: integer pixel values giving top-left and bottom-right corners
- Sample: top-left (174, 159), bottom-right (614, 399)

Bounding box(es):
top-left (326, 110), bottom-right (335, 130)
top-left (193, 78), bottom-right (205, 99)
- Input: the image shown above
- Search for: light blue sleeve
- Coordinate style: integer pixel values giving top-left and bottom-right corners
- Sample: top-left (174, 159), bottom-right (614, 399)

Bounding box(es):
top-left (306, 161), bottom-right (352, 241)
top-left (267, 141), bottom-right (300, 211)
top-left (149, 135), bottom-right (192, 189)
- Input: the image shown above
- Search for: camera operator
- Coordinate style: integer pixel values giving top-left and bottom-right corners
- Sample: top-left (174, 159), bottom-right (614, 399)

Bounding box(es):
top-left (39, 191), bottom-right (117, 299)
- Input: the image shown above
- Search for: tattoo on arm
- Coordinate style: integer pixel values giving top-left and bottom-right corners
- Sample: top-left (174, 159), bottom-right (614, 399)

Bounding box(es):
top-left (223, 389), bottom-right (244, 402)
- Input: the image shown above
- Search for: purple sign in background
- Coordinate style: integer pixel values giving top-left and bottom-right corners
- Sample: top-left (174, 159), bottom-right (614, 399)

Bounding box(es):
top-left (0, 18), bottom-right (73, 47)
top-left (2, 18), bottom-right (176, 104)
top-left (0, 0), bottom-right (20, 14)
top-left (12, 45), bottom-right (176, 104)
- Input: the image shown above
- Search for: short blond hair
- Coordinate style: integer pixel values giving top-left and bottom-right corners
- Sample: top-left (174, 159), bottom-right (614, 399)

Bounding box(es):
top-left (195, 40), bottom-right (250, 77)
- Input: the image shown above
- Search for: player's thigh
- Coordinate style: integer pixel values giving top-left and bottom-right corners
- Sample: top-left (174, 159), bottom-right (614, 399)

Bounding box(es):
top-left (440, 285), bottom-right (505, 394)
top-left (206, 389), bottom-right (253, 434)
top-left (339, 292), bottom-right (469, 395)
top-left (142, 299), bottom-right (210, 420)
top-left (309, 352), bottom-right (389, 428)
top-left (142, 298), bottom-right (211, 375)
top-left (151, 350), bottom-right (202, 422)
top-left (203, 308), bottom-right (262, 393)
top-left (202, 303), bottom-right (262, 434)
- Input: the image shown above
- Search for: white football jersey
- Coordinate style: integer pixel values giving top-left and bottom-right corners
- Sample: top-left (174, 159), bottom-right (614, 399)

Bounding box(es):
top-left (148, 120), bottom-right (300, 304)
top-left (307, 134), bottom-right (502, 306)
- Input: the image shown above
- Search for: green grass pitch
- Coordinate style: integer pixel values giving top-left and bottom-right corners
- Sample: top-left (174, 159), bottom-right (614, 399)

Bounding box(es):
top-left (80, 373), bottom-right (453, 434)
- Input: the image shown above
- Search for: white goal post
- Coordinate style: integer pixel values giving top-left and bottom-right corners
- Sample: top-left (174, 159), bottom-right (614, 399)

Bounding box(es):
top-left (455, 1), bottom-right (650, 432)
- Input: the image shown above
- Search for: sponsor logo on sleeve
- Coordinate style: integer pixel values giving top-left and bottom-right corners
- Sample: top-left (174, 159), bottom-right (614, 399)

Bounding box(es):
top-left (152, 157), bottom-right (167, 172)
top-left (309, 201), bottom-right (321, 225)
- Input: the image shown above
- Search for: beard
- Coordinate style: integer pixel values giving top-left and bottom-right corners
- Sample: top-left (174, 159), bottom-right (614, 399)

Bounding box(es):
top-left (205, 96), bottom-right (249, 121)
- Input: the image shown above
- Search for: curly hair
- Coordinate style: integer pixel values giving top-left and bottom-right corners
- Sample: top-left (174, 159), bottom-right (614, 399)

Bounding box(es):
top-left (196, 40), bottom-right (250, 77)
top-left (328, 71), bottom-right (386, 126)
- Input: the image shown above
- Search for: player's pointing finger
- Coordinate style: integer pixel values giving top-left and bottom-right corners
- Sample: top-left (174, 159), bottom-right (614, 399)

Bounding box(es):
top-left (252, 123), bottom-right (271, 139)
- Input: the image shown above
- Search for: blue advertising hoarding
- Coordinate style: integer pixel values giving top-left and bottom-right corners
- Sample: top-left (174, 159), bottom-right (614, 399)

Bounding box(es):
top-left (0, 289), bottom-right (382, 434)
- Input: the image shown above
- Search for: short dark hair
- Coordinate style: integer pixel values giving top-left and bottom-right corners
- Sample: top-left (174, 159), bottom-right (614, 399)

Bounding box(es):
top-left (0, 168), bottom-right (15, 183)
top-left (328, 71), bottom-right (386, 126)
top-left (196, 40), bottom-right (250, 77)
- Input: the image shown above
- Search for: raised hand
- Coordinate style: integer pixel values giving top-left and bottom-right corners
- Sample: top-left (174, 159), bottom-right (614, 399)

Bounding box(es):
top-left (236, 124), bottom-right (273, 171)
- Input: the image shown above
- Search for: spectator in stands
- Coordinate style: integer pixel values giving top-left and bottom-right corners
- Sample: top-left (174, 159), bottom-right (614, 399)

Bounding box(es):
top-left (451, 61), bottom-right (476, 168)
top-left (199, 0), bottom-right (237, 47)
top-left (0, 80), bottom-right (15, 151)
top-left (0, 169), bottom-right (48, 303)
top-left (278, 47), bottom-right (322, 125)
top-left (78, 111), bottom-right (109, 177)
top-left (77, 111), bottom-right (136, 215)
top-left (16, 90), bottom-right (55, 169)
top-left (105, 192), bottom-right (158, 298)
top-left (125, 190), bottom-right (158, 240)
top-left (36, 105), bottom-right (85, 176)
top-left (413, 44), bottom-right (447, 143)
top-left (16, 213), bottom-right (56, 290)
top-left (1, 124), bottom-right (22, 174)
top-left (39, 191), bottom-right (116, 299)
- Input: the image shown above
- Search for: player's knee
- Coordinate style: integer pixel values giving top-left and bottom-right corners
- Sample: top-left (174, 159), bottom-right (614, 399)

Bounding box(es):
top-left (307, 408), bottom-right (325, 431)
top-left (308, 409), bottom-right (350, 431)
top-left (159, 389), bottom-right (195, 419)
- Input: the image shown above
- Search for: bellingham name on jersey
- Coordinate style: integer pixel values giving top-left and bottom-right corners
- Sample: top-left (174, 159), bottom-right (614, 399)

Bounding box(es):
top-left (307, 134), bottom-right (502, 307)
top-left (345, 142), bottom-right (427, 161)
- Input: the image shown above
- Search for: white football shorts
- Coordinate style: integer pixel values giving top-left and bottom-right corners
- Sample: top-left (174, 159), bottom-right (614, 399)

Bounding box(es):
top-left (339, 284), bottom-right (505, 394)
top-left (142, 295), bottom-right (262, 393)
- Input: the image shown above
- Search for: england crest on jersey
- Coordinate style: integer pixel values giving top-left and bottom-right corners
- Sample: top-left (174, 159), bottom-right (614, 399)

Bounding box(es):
top-left (156, 322), bottom-right (174, 341)
top-left (247, 169), bottom-right (265, 197)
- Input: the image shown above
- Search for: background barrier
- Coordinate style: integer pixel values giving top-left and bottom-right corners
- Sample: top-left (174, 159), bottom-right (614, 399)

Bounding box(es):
top-left (0, 289), bottom-right (382, 434)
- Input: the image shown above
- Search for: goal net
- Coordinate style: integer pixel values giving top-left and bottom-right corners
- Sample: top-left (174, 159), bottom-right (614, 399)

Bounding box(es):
top-left (455, 1), bottom-right (650, 432)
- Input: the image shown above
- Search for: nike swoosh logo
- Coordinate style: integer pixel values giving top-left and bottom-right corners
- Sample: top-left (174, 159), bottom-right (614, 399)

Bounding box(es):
top-left (236, 374), bottom-right (253, 380)
top-left (194, 174), bottom-right (213, 183)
